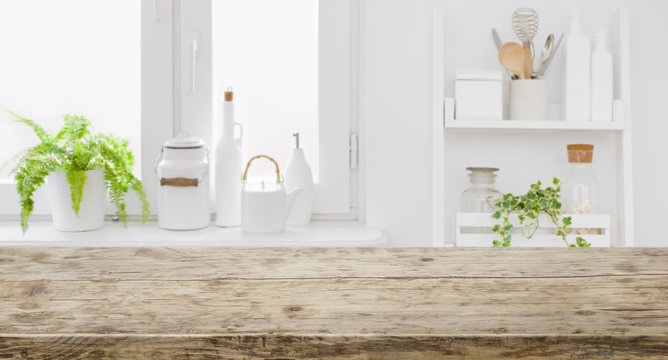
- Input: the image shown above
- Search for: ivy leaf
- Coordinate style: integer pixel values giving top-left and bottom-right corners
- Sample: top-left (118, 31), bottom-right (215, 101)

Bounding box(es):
top-left (576, 237), bottom-right (591, 247)
top-left (489, 177), bottom-right (586, 248)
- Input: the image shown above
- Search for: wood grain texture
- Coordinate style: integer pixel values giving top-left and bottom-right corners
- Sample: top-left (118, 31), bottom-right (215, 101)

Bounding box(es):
top-left (0, 248), bottom-right (666, 359)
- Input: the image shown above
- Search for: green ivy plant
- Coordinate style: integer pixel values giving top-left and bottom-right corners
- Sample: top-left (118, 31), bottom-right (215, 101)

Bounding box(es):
top-left (490, 177), bottom-right (590, 248)
top-left (5, 110), bottom-right (150, 232)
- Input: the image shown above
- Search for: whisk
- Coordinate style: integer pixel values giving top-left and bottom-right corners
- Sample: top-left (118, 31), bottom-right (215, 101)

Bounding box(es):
top-left (512, 8), bottom-right (539, 43)
top-left (512, 8), bottom-right (539, 78)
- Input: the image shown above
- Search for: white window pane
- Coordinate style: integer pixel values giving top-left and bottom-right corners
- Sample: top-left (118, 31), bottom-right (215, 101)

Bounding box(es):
top-left (212, 0), bottom-right (319, 180)
top-left (0, 0), bottom-right (141, 179)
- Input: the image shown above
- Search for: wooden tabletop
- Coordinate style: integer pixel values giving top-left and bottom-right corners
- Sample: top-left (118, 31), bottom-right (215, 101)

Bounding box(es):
top-left (0, 247), bottom-right (666, 359)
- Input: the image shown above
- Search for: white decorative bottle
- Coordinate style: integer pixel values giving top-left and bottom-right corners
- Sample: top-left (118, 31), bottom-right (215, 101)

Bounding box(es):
top-left (590, 29), bottom-right (613, 122)
top-left (563, 10), bottom-right (591, 121)
top-left (215, 88), bottom-right (243, 227)
top-left (285, 132), bottom-right (314, 226)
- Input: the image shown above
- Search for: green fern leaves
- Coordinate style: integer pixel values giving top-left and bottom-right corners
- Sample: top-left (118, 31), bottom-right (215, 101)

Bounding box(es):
top-left (65, 170), bottom-right (86, 216)
top-left (6, 111), bottom-right (150, 233)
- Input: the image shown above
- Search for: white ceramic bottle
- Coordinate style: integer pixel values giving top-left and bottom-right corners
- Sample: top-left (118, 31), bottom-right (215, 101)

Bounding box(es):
top-left (590, 29), bottom-right (613, 122)
top-left (215, 88), bottom-right (243, 227)
top-left (285, 132), bottom-right (314, 226)
top-left (563, 10), bottom-right (591, 121)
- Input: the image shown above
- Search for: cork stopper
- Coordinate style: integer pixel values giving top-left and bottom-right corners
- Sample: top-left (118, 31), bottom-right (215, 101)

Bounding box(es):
top-left (567, 144), bottom-right (594, 163)
top-left (224, 87), bottom-right (234, 102)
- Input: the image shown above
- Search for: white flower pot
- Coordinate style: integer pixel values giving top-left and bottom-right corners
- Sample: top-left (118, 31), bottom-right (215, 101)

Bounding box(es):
top-left (47, 169), bottom-right (106, 231)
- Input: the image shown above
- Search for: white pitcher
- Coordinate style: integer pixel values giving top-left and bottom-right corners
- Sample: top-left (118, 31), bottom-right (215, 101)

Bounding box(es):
top-left (241, 155), bottom-right (302, 233)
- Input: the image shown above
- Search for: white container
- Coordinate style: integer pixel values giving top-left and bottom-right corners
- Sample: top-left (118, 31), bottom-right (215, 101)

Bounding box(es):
top-left (285, 133), bottom-right (314, 226)
top-left (48, 169), bottom-right (106, 231)
top-left (590, 29), bottom-right (613, 122)
top-left (215, 88), bottom-right (243, 227)
top-left (509, 79), bottom-right (548, 120)
top-left (156, 134), bottom-right (210, 230)
top-left (563, 10), bottom-right (591, 122)
top-left (241, 155), bottom-right (302, 233)
top-left (454, 71), bottom-right (503, 120)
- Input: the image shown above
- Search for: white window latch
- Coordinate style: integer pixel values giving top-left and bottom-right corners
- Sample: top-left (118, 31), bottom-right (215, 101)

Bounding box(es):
top-left (152, 0), bottom-right (160, 21)
top-left (349, 133), bottom-right (358, 170)
top-left (188, 30), bottom-right (199, 93)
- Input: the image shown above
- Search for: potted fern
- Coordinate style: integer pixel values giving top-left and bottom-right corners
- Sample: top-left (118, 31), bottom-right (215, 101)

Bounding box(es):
top-left (6, 111), bottom-right (150, 232)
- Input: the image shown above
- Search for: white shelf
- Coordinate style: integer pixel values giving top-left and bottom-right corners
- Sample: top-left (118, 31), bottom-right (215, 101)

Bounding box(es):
top-left (432, 7), bottom-right (634, 247)
top-left (454, 213), bottom-right (611, 248)
top-left (444, 119), bottom-right (623, 132)
top-left (0, 220), bottom-right (387, 248)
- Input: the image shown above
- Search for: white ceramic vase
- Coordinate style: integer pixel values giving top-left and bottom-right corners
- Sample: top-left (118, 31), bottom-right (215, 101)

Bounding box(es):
top-left (48, 169), bottom-right (106, 231)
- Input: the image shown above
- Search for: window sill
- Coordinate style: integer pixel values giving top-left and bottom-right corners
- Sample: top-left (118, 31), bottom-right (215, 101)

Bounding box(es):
top-left (0, 221), bottom-right (386, 248)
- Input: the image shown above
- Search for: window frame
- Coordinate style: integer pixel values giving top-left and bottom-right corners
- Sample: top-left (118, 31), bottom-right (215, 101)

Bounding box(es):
top-left (0, 0), bottom-right (357, 219)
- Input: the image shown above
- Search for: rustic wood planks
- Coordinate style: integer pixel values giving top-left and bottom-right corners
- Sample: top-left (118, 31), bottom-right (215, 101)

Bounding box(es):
top-left (0, 247), bottom-right (666, 359)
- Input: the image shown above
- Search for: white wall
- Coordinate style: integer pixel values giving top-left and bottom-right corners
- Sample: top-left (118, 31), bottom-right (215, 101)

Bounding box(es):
top-left (364, 0), bottom-right (668, 246)
top-left (365, 0), bottom-right (435, 246)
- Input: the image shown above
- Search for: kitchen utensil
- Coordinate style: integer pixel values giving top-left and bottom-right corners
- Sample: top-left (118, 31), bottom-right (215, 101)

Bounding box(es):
top-left (535, 33), bottom-right (564, 78)
top-left (491, 28), bottom-right (503, 50)
top-left (538, 33), bottom-right (555, 68)
top-left (241, 155), bottom-right (302, 233)
top-left (520, 29), bottom-right (534, 78)
top-left (492, 28), bottom-right (518, 80)
top-left (498, 42), bottom-right (526, 79)
top-left (512, 8), bottom-right (539, 78)
top-left (512, 8), bottom-right (539, 43)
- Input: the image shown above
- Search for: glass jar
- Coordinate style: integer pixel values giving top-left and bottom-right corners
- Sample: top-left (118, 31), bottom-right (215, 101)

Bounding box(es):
top-left (563, 144), bottom-right (599, 214)
top-left (460, 167), bottom-right (502, 213)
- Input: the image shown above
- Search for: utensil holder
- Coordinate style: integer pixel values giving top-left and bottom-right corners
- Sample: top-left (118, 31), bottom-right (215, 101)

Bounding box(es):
top-left (509, 79), bottom-right (548, 120)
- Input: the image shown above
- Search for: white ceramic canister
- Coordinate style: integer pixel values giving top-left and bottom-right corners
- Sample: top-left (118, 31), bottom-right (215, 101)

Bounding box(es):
top-left (454, 71), bottom-right (503, 120)
top-left (509, 79), bottom-right (548, 120)
top-left (156, 134), bottom-right (210, 230)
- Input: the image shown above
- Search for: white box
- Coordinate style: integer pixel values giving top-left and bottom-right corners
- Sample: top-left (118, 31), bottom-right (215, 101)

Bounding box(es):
top-left (455, 71), bottom-right (503, 120)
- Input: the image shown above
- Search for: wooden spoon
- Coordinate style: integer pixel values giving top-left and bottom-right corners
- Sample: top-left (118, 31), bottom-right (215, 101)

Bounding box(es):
top-left (498, 42), bottom-right (526, 80)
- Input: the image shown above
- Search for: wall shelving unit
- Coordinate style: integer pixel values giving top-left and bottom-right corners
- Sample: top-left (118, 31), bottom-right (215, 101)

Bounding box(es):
top-left (432, 6), bottom-right (633, 247)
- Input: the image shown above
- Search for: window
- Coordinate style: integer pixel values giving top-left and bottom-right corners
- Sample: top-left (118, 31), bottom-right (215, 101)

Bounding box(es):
top-left (0, 0), bottom-right (140, 215)
top-left (0, 0), bottom-right (355, 218)
top-left (212, 0), bottom-right (319, 179)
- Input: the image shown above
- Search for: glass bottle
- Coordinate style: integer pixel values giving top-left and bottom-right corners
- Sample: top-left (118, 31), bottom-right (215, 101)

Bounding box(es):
top-left (460, 167), bottom-right (502, 213)
top-left (563, 144), bottom-right (599, 214)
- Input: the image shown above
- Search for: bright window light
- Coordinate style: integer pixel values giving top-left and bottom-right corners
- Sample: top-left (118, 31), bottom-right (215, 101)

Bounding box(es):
top-left (212, 0), bottom-right (319, 180)
top-left (0, 0), bottom-right (141, 179)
